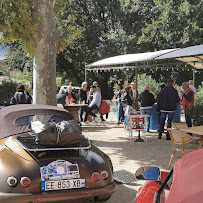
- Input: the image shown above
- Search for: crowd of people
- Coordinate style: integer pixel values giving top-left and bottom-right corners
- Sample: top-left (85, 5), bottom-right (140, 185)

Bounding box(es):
top-left (113, 79), bottom-right (196, 140)
top-left (57, 81), bottom-right (109, 123)
top-left (11, 78), bottom-right (196, 138)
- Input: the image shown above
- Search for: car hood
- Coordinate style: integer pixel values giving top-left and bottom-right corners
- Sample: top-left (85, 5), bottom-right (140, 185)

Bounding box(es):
top-left (166, 149), bottom-right (203, 203)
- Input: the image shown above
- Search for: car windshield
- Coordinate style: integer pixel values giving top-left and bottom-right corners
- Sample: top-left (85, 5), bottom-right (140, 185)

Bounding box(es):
top-left (15, 115), bottom-right (68, 126)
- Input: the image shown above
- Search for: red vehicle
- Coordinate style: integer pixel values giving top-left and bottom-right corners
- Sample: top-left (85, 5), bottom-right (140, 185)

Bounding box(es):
top-left (135, 149), bottom-right (203, 203)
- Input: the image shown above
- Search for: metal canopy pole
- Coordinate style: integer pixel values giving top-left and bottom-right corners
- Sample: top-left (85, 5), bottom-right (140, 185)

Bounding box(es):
top-left (134, 64), bottom-right (144, 142)
top-left (135, 66), bottom-right (138, 111)
top-left (193, 68), bottom-right (195, 87)
top-left (85, 67), bottom-right (87, 82)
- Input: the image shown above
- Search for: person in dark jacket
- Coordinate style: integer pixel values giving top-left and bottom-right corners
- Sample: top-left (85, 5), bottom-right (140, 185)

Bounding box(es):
top-left (157, 79), bottom-right (180, 140)
top-left (78, 82), bottom-right (88, 122)
top-left (57, 89), bottom-right (66, 107)
top-left (14, 84), bottom-right (28, 104)
top-left (138, 85), bottom-right (155, 132)
top-left (121, 86), bottom-right (133, 129)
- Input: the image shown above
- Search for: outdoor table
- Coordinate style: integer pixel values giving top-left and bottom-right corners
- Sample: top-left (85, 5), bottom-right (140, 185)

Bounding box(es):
top-left (65, 104), bottom-right (88, 122)
top-left (179, 126), bottom-right (203, 136)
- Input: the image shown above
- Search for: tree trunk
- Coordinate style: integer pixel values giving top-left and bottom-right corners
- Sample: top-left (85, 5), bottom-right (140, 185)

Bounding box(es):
top-left (33, 0), bottom-right (57, 105)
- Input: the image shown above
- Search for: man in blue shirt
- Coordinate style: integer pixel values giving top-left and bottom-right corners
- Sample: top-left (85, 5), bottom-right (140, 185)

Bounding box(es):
top-left (84, 86), bottom-right (101, 122)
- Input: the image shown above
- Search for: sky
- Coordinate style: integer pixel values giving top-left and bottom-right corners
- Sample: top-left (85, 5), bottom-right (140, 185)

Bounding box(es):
top-left (0, 32), bottom-right (7, 60)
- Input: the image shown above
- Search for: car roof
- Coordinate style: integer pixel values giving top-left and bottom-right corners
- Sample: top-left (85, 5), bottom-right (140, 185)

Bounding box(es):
top-left (0, 104), bottom-right (74, 139)
top-left (166, 149), bottom-right (203, 203)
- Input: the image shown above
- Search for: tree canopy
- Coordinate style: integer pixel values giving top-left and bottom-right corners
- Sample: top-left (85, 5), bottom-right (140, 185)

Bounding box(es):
top-left (0, 0), bottom-right (83, 105)
top-left (1, 0), bottom-right (202, 100)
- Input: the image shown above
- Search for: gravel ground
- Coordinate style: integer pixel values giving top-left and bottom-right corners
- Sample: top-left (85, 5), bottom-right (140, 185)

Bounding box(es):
top-left (81, 113), bottom-right (184, 203)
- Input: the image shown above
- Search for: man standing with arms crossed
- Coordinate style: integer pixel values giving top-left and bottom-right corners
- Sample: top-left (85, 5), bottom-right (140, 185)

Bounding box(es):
top-left (157, 79), bottom-right (180, 140)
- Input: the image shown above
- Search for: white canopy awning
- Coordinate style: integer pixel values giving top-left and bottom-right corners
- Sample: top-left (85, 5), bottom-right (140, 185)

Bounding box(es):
top-left (86, 48), bottom-right (178, 68)
top-left (86, 44), bottom-right (203, 70)
top-left (155, 45), bottom-right (203, 69)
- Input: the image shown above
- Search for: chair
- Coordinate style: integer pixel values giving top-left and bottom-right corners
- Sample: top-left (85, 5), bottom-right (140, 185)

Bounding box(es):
top-left (172, 122), bottom-right (191, 129)
top-left (168, 128), bottom-right (203, 168)
top-left (92, 108), bottom-right (106, 127)
top-left (128, 114), bottom-right (149, 144)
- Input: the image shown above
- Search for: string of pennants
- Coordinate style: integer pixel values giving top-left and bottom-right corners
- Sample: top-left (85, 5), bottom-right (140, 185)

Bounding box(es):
top-left (85, 65), bottom-right (202, 74)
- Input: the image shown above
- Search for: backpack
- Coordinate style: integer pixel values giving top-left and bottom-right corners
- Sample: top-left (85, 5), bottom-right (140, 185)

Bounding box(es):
top-left (10, 97), bottom-right (17, 105)
top-left (33, 120), bottom-right (82, 147)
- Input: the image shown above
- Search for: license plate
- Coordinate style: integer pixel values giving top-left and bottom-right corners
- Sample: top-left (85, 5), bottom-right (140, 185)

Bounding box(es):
top-left (41, 179), bottom-right (85, 191)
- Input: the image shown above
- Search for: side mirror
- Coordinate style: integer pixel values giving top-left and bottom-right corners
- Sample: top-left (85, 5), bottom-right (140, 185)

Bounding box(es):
top-left (135, 166), bottom-right (160, 181)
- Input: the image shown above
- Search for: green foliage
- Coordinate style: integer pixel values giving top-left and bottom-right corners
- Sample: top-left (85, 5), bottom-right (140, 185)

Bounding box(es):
top-left (0, 0), bottom-right (37, 54)
top-left (195, 82), bottom-right (203, 105)
top-left (9, 71), bottom-right (33, 84)
top-left (0, 0), bottom-right (81, 55)
top-left (56, 0), bottom-right (202, 98)
top-left (186, 82), bottom-right (203, 126)
top-left (1, 40), bottom-right (33, 71)
top-left (1, 0), bottom-right (202, 97)
top-left (0, 65), bottom-right (10, 76)
top-left (186, 104), bottom-right (203, 126)
top-left (137, 74), bottom-right (160, 96)
top-left (138, 0), bottom-right (203, 49)
top-left (56, 76), bottom-right (62, 88)
top-left (0, 80), bottom-right (17, 104)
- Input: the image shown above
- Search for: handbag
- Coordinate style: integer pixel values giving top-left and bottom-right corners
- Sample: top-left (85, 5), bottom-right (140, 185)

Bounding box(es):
top-left (36, 120), bottom-right (82, 147)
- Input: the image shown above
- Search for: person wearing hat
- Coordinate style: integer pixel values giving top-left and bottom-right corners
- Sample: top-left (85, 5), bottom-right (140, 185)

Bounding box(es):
top-left (84, 85), bottom-right (102, 122)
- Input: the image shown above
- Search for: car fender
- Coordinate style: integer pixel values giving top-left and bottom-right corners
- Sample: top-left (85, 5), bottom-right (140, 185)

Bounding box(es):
top-left (135, 181), bottom-right (166, 203)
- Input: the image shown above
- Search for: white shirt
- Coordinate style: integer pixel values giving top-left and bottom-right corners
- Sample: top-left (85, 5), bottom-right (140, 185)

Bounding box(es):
top-left (89, 90), bottom-right (101, 108)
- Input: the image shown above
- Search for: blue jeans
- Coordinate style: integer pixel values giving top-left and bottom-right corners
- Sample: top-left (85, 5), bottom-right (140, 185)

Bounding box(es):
top-left (124, 114), bottom-right (128, 125)
top-left (116, 102), bottom-right (124, 122)
top-left (140, 108), bottom-right (152, 131)
top-left (159, 112), bottom-right (174, 138)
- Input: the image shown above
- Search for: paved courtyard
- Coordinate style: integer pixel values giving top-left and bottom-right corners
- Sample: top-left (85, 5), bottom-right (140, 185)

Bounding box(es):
top-left (81, 114), bottom-right (175, 203)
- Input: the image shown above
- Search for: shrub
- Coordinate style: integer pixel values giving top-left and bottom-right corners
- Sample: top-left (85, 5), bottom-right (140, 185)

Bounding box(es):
top-left (0, 80), bottom-right (18, 105)
top-left (185, 83), bottom-right (203, 126)
top-left (195, 82), bottom-right (203, 105)
top-left (186, 104), bottom-right (203, 126)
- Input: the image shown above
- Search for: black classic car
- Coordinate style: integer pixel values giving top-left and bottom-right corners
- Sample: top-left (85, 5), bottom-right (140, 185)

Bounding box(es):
top-left (0, 104), bottom-right (116, 203)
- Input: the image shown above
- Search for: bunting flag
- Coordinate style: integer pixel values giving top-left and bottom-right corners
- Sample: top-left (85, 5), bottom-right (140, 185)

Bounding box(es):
top-left (85, 64), bottom-right (201, 73)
